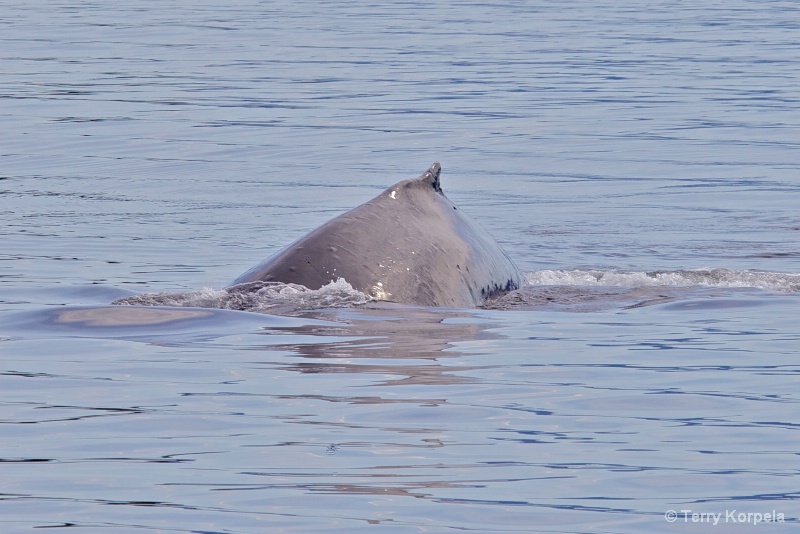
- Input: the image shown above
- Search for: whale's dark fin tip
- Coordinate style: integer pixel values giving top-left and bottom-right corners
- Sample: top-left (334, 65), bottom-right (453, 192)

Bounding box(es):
top-left (425, 162), bottom-right (442, 193)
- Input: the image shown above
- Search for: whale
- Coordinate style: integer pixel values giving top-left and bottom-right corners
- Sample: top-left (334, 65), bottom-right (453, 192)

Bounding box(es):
top-left (229, 162), bottom-right (523, 308)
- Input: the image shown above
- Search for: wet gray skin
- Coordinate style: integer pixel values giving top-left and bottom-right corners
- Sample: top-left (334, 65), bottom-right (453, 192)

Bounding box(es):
top-left (230, 163), bottom-right (523, 308)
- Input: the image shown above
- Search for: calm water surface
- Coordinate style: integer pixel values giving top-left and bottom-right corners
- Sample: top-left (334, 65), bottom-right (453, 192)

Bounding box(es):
top-left (2, 1), bottom-right (800, 532)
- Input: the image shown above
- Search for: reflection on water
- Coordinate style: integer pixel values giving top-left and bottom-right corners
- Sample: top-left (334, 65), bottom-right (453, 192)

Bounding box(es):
top-left (2, 300), bottom-right (798, 532)
top-left (56, 306), bottom-right (214, 326)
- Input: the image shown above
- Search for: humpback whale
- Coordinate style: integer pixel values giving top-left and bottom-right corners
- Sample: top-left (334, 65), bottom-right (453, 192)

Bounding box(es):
top-left (230, 163), bottom-right (523, 308)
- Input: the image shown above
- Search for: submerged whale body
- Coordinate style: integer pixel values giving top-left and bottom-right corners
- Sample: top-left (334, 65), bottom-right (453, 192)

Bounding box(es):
top-left (230, 162), bottom-right (523, 308)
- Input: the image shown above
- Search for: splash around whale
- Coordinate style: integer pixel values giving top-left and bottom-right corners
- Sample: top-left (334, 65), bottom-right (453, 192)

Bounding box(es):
top-left (229, 162), bottom-right (524, 308)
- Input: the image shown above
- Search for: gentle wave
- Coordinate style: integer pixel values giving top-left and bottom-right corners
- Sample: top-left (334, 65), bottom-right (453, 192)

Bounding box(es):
top-left (113, 278), bottom-right (371, 314)
top-left (525, 269), bottom-right (800, 293)
top-left (111, 268), bottom-right (800, 315)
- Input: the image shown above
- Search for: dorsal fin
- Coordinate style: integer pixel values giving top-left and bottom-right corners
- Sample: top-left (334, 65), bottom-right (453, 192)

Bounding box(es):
top-left (423, 162), bottom-right (442, 193)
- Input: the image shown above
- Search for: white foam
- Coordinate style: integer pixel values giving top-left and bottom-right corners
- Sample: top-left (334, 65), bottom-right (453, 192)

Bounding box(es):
top-left (112, 269), bottom-right (800, 314)
top-left (113, 278), bottom-right (372, 312)
top-left (525, 268), bottom-right (800, 292)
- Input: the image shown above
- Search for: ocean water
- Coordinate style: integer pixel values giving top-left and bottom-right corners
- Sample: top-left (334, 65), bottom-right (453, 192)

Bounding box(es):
top-left (2, 1), bottom-right (800, 532)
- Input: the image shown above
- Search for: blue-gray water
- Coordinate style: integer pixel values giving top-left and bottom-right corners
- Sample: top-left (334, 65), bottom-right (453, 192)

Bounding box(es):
top-left (2, 1), bottom-right (800, 532)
